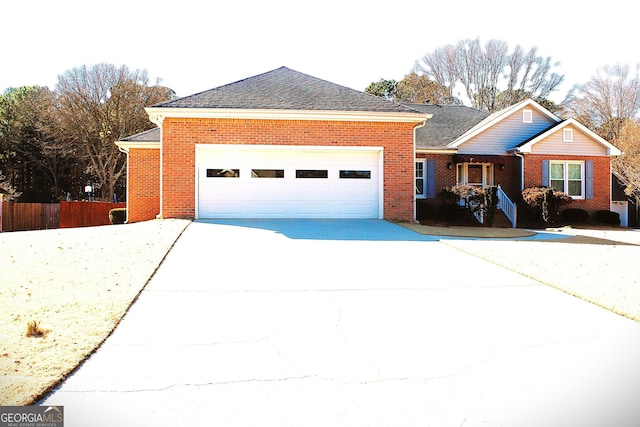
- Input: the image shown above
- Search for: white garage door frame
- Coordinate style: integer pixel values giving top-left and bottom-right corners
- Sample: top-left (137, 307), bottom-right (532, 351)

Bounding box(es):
top-left (195, 144), bottom-right (384, 219)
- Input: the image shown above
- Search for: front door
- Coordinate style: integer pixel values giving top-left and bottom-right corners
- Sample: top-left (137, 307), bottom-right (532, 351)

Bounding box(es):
top-left (456, 162), bottom-right (494, 187)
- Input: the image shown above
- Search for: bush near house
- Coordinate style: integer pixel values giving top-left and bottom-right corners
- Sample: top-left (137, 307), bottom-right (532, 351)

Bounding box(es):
top-left (447, 184), bottom-right (499, 227)
top-left (109, 208), bottom-right (127, 225)
top-left (416, 190), bottom-right (479, 226)
top-left (596, 210), bottom-right (620, 226)
top-left (521, 187), bottom-right (572, 227)
top-left (560, 208), bottom-right (590, 224)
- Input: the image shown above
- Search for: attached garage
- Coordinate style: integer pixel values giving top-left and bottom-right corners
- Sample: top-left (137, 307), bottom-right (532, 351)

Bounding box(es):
top-left (126, 67), bottom-right (427, 222)
top-left (196, 145), bottom-right (382, 219)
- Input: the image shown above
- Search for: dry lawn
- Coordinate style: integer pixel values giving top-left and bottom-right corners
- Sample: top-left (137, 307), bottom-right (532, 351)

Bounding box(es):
top-left (0, 219), bottom-right (190, 405)
top-left (436, 226), bottom-right (640, 322)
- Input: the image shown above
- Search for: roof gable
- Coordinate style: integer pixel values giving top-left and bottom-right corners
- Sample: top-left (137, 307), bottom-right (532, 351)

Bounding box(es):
top-left (516, 118), bottom-right (622, 156)
top-left (153, 66), bottom-right (416, 114)
top-left (448, 99), bottom-right (562, 149)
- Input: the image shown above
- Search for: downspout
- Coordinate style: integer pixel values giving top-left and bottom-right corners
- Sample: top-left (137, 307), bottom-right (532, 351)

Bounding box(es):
top-left (147, 112), bottom-right (165, 219)
top-left (118, 145), bottom-right (130, 224)
top-left (413, 119), bottom-right (429, 222)
top-left (513, 150), bottom-right (525, 191)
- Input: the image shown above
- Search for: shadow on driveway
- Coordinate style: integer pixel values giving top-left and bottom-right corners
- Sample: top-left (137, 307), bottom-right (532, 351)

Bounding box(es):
top-left (194, 219), bottom-right (568, 242)
top-left (195, 219), bottom-right (434, 241)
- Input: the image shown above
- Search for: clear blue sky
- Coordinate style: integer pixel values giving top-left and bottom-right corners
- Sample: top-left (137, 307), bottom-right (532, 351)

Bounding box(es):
top-left (2, 0), bottom-right (637, 104)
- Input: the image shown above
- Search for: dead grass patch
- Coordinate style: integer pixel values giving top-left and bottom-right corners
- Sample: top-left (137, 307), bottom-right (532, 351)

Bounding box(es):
top-left (0, 219), bottom-right (190, 405)
top-left (399, 222), bottom-right (536, 239)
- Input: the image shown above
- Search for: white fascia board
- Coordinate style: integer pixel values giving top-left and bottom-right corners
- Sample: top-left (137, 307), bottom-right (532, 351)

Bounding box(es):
top-left (516, 119), bottom-right (622, 156)
top-left (415, 148), bottom-right (457, 154)
top-left (115, 140), bottom-right (161, 151)
top-left (145, 107), bottom-right (428, 124)
top-left (195, 143), bottom-right (384, 153)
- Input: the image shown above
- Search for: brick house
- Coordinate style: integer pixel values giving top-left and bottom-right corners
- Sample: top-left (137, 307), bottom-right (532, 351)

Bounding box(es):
top-left (116, 67), bottom-right (622, 226)
top-left (412, 99), bottom-right (621, 226)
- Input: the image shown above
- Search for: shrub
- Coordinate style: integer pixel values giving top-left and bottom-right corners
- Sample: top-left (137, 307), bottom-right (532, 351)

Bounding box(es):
top-left (560, 208), bottom-right (589, 224)
top-left (521, 187), bottom-right (572, 226)
top-left (596, 210), bottom-right (620, 226)
top-left (447, 184), bottom-right (499, 226)
top-left (109, 208), bottom-right (127, 225)
top-left (416, 200), bottom-right (435, 221)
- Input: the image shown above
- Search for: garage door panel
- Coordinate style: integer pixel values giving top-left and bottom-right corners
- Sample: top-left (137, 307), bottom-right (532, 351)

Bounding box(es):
top-left (197, 146), bottom-right (381, 219)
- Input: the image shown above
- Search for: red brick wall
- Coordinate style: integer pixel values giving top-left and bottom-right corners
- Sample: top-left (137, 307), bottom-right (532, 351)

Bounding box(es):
top-left (415, 153), bottom-right (456, 195)
top-left (414, 154), bottom-right (523, 200)
top-left (127, 148), bottom-right (160, 222)
top-left (161, 118), bottom-right (417, 221)
top-left (524, 154), bottom-right (612, 212)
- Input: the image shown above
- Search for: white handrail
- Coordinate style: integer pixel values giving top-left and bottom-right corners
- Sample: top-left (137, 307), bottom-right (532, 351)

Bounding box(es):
top-left (497, 185), bottom-right (517, 228)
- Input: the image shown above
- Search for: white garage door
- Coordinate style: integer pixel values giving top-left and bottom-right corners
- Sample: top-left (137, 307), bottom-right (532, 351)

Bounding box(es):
top-left (196, 145), bottom-right (382, 219)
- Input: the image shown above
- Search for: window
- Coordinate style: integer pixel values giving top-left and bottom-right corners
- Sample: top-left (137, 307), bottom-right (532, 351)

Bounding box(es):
top-left (467, 164), bottom-right (483, 185)
top-left (296, 169), bottom-right (327, 178)
top-left (252, 169), bottom-right (284, 178)
top-left (550, 161), bottom-right (583, 198)
top-left (415, 161), bottom-right (424, 197)
top-left (416, 159), bottom-right (436, 198)
top-left (563, 128), bottom-right (573, 142)
top-left (339, 170), bottom-right (371, 179)
top-left (207, 168), bottom-right (239, 178)
top-left (523, 109), bottom-right (533, 123)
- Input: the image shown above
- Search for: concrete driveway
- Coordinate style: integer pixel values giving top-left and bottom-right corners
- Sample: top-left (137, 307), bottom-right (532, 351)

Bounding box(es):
top-left (42, 220), bottom-right (640, 426)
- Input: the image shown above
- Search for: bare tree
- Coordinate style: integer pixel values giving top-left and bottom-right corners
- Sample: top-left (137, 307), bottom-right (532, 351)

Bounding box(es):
top-left (416, 38), bottom-right (564, 112)
top-left (55, 64), bottom-right (173, 200)
top-left (564, 64), bottom-right (640, 142)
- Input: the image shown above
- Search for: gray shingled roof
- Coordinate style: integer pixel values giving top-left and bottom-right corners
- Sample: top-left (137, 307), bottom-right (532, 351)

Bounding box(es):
top-left (408, 103), bottom-right (489, 149)
top-left (119, 127), bottom-right (160, 142)
top-left (153, 66), bottom-right (418, 114)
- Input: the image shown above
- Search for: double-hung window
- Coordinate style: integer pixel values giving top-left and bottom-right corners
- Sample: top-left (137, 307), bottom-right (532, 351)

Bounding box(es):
top-left (550, 161), bottom-right (584, 198)
top-left (415, 161), bottom-right (425, 197)
top-left (416, 159), bottom-right (435, 198)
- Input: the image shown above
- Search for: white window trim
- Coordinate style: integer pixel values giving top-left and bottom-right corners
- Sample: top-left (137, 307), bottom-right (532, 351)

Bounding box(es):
top-left (523, 109), bottom-right (533, 123)
top-left (456, 162), bottom-right (494, 187)
top-left (415, 159), bottom-right (426, 199)
top-left (563, 128), bottom-right (573, 142)
top-left (550, 160), bottom-right (584, 199)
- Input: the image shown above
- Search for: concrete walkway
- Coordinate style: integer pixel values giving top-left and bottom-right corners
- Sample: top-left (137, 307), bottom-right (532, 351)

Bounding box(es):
top-left (42, 220), bottom-right (640, 426)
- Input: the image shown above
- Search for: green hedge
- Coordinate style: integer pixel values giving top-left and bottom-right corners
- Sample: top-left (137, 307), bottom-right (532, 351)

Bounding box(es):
top-left (596, 210), bottom-right (620, 226)
top-left (109, 208), bottom-right (127, 225)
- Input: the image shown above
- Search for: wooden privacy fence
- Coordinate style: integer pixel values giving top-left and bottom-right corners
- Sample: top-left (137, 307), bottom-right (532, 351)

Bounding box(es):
top-left (1, 202), bottom-right (60, 232)
top-left (59, 201), bottom-right (126, 228)
top-left (1, 201), bottom-right (126, 232)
